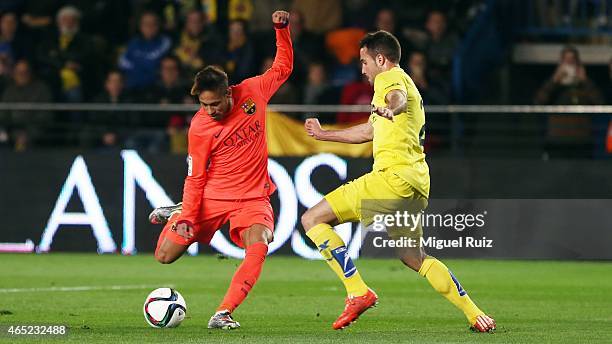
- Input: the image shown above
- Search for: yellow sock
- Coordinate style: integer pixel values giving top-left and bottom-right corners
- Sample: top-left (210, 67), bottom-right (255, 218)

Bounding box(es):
top-left (306, 223), bottom-right (369, 297)
top-left (419, 256), bottom-right (483, 324)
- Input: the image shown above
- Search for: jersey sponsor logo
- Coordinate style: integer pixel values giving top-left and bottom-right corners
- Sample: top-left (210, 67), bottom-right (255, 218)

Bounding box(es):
top-left (241, 98), bottom-right (257, 115)
top-left (187, 155), bottom-right (193, 176)
top-left (222, 120), bottom-right (263, 148)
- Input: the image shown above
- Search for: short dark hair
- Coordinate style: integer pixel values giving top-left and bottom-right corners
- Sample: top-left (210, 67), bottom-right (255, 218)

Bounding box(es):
top-left (561, 45), bottom-right (581, 64)
top-left (190, 65), bottom-right (228, 96)
top-left (359, 30), bottom-right (401, 64)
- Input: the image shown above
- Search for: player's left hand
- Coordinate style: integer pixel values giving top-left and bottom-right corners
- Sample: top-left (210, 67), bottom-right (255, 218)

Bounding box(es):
top-left (272, 10), bottom-right (289, 26)
top-left (172, 221), bottom-right (194, 240)
top-left (372, 106), bottom-right (394, 122)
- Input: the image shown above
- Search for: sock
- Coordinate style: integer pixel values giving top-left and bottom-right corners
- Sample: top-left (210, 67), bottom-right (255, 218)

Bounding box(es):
top-left (306, 223), bottom-right (369, 297)
top-left (217, 242), bottom-right (268, 313)
top-left (419, 256), bottom-right (483, 324)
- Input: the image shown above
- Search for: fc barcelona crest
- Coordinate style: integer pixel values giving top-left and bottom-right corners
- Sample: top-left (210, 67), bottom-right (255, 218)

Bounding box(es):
top-left (241, 98), bottom-right (257, 115)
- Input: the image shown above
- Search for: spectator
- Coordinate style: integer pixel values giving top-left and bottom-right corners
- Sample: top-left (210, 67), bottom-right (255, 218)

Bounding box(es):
top-left (406, 51), bottom-right (450, 105)
top-left (0, 12), bottom-right (28, 64)
top-left (336, 73), bottom-right (373, 124)
top-left (0, 54), bottom-right (12, 95)
top-left (302, 61), bottom-right (340, 123)
top-left (407, 51), bottom-right (450, 152)
top-left (534, 46), bottom-right (604, 105)
top-left (324, 27), bottom-right (364, 85)
top-left (261, 56), bottom-right (299, 104)
top-left (292, 0), bottom-right (342, 34)
top-left (93, 70), bottom-right (130, 105)
top-left (325, 27), bottom-right (365, 66)
top-left (174, 9), bottom-right (223, 74)
top-left (373, 8), bottom-right (412, 65)
top-left (424, 11), bottom-right (458, 78)
top-left (37, 6), bottom-right (98, 102)
top-left (288, 9), bottom-right (324, 84)
top-left (535, 47), bottom-right (604, 158)
top-left (303, 62), bottom-right (329, 105)
top-left (224, 20), bottom-right (256, 84)
top-left (144, 55), bottom-right (189, 105)
top-left (0, 59), bottom-right (53, 151)
top-left (118, 11), bottom-right (172, 90)
top-left (408, 10), bottom-right (459, 79)
top-left (124, 55), bottom-right (186, 153)
top-left (0, 53), bottom-right (12, 148)
top-left (84, 70), bottom-right (130, 148)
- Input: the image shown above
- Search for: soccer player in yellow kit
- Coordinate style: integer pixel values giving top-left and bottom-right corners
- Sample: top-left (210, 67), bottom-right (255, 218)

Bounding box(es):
top-left (302, 30), bottom-right (496, 332)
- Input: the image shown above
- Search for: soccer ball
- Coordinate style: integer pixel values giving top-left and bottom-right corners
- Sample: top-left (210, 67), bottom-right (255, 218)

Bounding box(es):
top-left (143, 288), bottom-right (187, 328)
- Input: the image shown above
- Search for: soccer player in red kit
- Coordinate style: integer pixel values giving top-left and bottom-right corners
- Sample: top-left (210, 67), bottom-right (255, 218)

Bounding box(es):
top-left (150, 10), bottom-right (292, 330)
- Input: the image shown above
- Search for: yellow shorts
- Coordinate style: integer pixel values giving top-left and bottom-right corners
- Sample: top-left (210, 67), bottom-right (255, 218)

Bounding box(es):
top-left (324, 168), bottom-right (428, 240)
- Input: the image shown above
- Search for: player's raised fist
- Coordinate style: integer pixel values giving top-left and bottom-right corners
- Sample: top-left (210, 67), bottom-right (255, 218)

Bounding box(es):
top-left (305, 118), bottom-right (325, 140)
top-left (272, 10), bottom-right (289, 27)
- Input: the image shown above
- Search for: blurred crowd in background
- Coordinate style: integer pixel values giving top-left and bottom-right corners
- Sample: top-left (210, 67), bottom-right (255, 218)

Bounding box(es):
top-left (0, 0), bottom-right (610, 156)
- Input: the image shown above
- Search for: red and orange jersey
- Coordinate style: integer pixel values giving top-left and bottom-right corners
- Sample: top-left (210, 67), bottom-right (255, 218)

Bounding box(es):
top-left (178, 25), bottom-right (293, 225)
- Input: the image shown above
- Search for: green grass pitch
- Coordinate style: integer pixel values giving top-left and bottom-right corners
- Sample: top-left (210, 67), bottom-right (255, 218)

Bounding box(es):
top-left (0, 253), bottom-right (611, 343)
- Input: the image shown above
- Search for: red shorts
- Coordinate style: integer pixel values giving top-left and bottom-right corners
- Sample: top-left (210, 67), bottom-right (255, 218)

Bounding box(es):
top-left (160, 197), bottom-right (274, 248)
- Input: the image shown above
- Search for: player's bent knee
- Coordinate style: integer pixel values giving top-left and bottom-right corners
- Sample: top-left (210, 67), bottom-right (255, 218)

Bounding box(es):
top-left (301, 211), bottom-right (315, 231)
top-left (242, 225), bottom-right (273, 247)
top-left (155, 250), bottom-right (177, 264)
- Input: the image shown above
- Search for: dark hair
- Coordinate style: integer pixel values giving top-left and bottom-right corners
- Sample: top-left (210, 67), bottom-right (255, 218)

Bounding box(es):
top-left (359, 30), bottom-right (401, 64)
top-left (190, 65), bottom-right (228, 96)
top-left (106, 69), bottom-right (123, 79)
top-left (229, 19), bottom-right (249, 34)
top-left (139, 10), bottom-right (159, 22)
top-left (561, 45), bottom-right (581, 65)
top-left (161, 54), bottom-right (181, 69)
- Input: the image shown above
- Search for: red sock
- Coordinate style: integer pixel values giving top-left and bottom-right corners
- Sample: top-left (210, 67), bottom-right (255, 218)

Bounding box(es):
top-left (217, 242), bottom-right (268, 313)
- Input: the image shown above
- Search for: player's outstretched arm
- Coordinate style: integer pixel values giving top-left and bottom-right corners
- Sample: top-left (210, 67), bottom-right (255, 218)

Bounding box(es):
top-left (305, 118), bottom-right (373, 144)
top-left (258, 10), bottom-right (293, 100)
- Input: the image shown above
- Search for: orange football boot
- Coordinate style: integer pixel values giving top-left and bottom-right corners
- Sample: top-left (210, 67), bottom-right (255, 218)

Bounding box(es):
top-left (332, 288), bottom-right (378, 330)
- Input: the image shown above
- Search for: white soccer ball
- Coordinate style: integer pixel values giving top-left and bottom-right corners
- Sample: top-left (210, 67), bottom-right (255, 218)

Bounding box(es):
top-left (143, 288), bottom-right (187, 328)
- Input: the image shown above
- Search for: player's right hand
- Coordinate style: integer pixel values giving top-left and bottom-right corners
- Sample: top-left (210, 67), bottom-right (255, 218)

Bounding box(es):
top-left (272, 10), bottom-right (289, 27)
top-left (305, 118), bottom-right (325, 140)
top-left (172, 221), bottom-right (194, 240)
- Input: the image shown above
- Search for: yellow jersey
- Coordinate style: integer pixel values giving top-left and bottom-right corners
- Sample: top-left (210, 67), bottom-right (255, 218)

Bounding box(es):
top-left (369, 66), bottom-right (430, 198)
